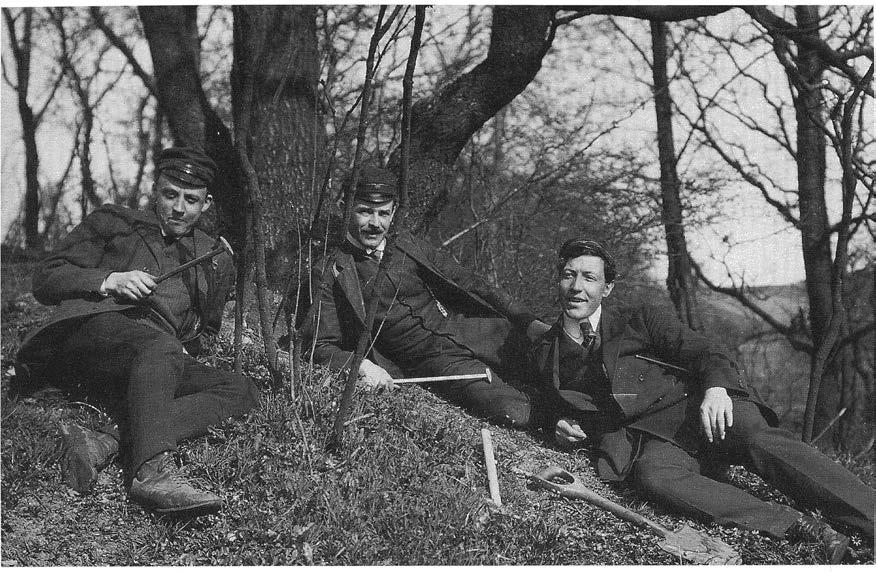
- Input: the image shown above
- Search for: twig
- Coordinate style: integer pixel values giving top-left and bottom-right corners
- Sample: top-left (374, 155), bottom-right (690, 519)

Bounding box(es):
top-left (329, 6), bottom-right (397, 451)
top-left (343, 413), bottom-right (374, 427)
top-left (811, 407), bottom-right (848, 444)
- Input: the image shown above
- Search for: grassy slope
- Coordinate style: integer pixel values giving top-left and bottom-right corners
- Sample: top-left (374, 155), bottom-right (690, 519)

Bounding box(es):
top-left (1, 261), bottom-right (873, 565)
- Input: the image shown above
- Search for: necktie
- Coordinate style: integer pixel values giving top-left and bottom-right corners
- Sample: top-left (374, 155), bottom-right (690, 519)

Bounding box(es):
top-left (581, 320), bottom-right (599, 353)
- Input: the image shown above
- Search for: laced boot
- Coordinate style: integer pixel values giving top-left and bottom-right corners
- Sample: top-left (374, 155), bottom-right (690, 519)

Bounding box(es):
top-left (787, 514), bottom-right (849, 564)
top-left (128, 452), bottom-right (222, 517)
top-left (60, 422), bottom-right (119, 492)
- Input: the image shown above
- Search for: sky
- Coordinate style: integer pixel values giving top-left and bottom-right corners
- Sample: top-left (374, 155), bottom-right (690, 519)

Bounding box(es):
top-left (1, 4), bottom-right (871, 287)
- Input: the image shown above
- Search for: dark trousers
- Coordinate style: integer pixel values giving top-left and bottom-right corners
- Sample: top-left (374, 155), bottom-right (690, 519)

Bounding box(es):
top-left (631, 400), bottom-right (875, 538)
top-left (58, 312), bottom-right (260, 476)
top-left (400, 337), bottom-right (537, 429)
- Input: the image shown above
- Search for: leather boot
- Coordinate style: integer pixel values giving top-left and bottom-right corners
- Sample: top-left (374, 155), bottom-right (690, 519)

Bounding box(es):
top-left (786, 514), bottom-right (849, 564)
top-left (128, 452), bottom-right (222, 517)
top-left (60, 422), bottom-right (119, 493)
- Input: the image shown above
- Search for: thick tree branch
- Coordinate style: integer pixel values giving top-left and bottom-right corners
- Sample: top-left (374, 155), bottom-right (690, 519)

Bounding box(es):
top-left (745, 6), bottom-right (874, 96)
top-left (556, 6), bottom-right (733, 25)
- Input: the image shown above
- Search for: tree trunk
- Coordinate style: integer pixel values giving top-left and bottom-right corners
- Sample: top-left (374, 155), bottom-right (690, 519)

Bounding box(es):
top-left (79, 97), bottom-right (97, 215)
top-left (650, 20), bottom-right (701, 330)
top-left (391, 6), bottom-right (556, 232)
top-left (790, 5), bottom-right (846, 445)
top-left (129, 95), bottom-right (151, 208)
top-left (231, 6), bottom-right (323, 286)
top-left (389, 6), bottom-right (730, 234)
top-left (139, 6), bottom-right (245, 246)
top-left (21, 75), bottom-right (40, 251)
top-left (483, 105), bottom-right (507, 286)
top-left (3, 8), bottom-right (42, 251)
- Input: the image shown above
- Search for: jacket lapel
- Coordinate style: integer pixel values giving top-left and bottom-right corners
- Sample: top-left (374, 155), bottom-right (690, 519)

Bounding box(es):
top-left (599, 304), bottom-right (626, 382)
top-left (394, 232), bottom-right (433, 273)
top-left (131, 209), bottom-right (164, 269)
top-left (333, 250), bottom-right (367, 324)
top-left (394, 231), bottom-right (493, 311)
top-left (541, 320), bottom-right (563, 390)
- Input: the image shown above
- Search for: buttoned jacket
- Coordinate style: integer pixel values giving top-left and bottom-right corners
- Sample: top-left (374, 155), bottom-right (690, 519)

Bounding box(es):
top-left (529, 303), bottom-right (775, 480)
top-left (302, 230), bottom-right (537, 376)
top-left (17, 204), bottom-right (234, 377)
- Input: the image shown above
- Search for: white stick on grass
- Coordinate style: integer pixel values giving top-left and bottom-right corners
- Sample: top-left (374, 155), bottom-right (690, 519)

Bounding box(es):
top-left (481, 428), bottom-right (502, 506)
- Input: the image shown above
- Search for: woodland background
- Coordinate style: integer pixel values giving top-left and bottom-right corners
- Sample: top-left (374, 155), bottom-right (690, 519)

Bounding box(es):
top-left (0, 5), bottom-right (873, 565)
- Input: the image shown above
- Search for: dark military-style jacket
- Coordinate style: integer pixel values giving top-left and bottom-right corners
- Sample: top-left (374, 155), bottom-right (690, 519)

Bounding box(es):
top-left (529, 304), bottom-right (776, 480)
top-left (16, 204), bottom-right (234, 381)
top-left (301, 230), bottom-right (538, 378)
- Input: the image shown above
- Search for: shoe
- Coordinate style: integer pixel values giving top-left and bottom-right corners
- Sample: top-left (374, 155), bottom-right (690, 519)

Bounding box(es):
top-left (787, 514), bottom-right (849, 564)
top-left (60, 422), bottom-right (119, 493)
top-left (128, 452), bottom-right (223, 517)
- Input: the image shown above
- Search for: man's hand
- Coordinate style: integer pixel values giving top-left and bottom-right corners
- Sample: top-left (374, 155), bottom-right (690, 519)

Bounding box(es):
top-left (100, 270), bottom-right (156, 301)
top-left (358, 359), bottom-right (395, 391)
top-left (700, 386), bottom-right (733, 442)
top-left (554, 417), bottom-right (588, 447)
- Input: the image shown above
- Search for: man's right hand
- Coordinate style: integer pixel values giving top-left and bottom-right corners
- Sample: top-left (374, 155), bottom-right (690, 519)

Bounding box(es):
top-left (554, 417), bottom-right (587, 447)
top-left (358, 359), bottom-right (395, 391)
top-left (100, 270), bottom-right (157, 301)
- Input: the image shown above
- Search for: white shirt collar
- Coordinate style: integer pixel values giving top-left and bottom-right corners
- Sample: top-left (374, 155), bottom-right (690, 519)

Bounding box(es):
top-left (588, 305), bottom-right (602, 332)
top-left (561, 304), bottom-right (602, 343)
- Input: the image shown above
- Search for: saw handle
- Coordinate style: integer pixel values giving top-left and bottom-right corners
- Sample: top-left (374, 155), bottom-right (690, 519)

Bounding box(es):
top-left (529, 466), bottom-right (670, 536)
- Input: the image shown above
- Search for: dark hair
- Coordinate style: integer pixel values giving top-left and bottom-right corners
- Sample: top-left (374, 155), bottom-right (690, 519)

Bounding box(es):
top-left (556, 238), bottom-right (618, 283)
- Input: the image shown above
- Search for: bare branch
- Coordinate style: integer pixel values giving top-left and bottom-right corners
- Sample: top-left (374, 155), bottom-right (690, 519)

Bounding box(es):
top-left (745, 6), bottom-right (874, 96)
top-left (556, 6), bottom-right (733, 25)
top-left (690, 257), bottom-right (813, 351)
top-left (89, 7), bottom-right (157, 97)
top-left (33, 66), bottom-right (65, 123)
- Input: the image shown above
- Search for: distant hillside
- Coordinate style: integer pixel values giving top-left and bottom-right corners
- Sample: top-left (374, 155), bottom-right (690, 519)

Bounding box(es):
top-left (616, 270), bottom-right (874, 431)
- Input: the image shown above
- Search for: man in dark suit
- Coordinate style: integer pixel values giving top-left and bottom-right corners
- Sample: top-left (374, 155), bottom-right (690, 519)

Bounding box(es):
top-left (301, 166), bottom-right (546, 428)
top-left (16, 147), bottom-right (260, 517)
top-left (529, 238), bottom-right (874, 563)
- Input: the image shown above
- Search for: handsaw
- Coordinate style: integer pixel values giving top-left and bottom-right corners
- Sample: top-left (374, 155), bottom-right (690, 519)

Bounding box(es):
top-left (527, 465), bottom-right (741, 565)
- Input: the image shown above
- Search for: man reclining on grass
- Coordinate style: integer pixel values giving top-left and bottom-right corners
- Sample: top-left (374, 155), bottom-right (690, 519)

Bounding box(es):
top-left (527, 238), bottom-right (874, 563)
top-left (15, 147), bottom-right (259, 518)
top-left (300, 166), bottom-right (548, 428)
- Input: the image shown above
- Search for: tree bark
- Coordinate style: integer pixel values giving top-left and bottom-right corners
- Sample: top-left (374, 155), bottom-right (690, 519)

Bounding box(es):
top-left (392, 6), bottom-right (555, 232)
top-left (4, 9), bottom-right (42, 250)
top-left (788, 6), bottom-right (846, 444)
top-left (139, 6), bottom-right (244, 246)
top-left (650, 20), bottom-right (701, 330)
top-left (231, 6), bottom-right (323, 286)
top-left (388, 6), bottom-right (733, 233)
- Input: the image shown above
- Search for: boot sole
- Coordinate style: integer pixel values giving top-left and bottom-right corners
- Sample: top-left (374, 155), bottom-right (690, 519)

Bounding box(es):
top-left (151, 500), bottom-right (223, 518)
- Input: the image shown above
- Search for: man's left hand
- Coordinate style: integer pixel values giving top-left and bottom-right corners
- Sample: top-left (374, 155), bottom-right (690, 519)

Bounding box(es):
top-left (700, 386), bottom-right (733, 443)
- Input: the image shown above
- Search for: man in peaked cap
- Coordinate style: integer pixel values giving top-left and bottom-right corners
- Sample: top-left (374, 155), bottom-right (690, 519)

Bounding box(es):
top-left (301, 165), bottom-right (549, 428)
top-left (16, 146), bottom-right (259, 517)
